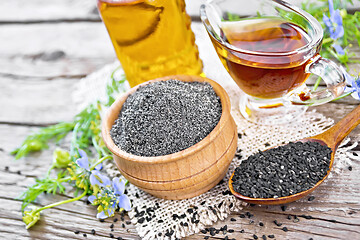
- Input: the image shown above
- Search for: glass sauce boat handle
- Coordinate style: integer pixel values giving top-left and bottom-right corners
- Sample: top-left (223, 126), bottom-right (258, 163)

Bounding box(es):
top-left (285, 55), bottom-right (346, 106)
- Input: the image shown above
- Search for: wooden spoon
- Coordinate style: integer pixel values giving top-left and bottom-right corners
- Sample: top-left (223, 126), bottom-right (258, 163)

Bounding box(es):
top-left (229, 105), bottom-right (360, 205)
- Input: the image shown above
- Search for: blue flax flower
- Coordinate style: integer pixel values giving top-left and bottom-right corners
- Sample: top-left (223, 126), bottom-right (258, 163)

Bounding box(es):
top-left (88, 177), bottom-right (131, 219)
top-left (323, 0), bottom-right (344, 40)
top-left (341, 67), bottom-right (360, 100)
top-left (332, 43), bottom-right (345, 55)
top-left (76, 149), bottom-right (110, 187)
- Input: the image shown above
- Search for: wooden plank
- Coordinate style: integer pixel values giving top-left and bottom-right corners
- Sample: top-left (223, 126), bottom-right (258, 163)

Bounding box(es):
top-left (0, 77), bottom-right (77, 124)
top-left (0, 198), bottom-right (140, 240)
top-left (0, 23), bottom-right (114, 78)
top-left (0, 0), bottom-right (98, 22)
top-left (0, 0), bottom-right (359, 23)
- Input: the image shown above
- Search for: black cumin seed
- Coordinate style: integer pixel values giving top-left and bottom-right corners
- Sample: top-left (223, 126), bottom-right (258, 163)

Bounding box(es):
top-left (4, 166), bottom-right (9, 171)
top-left (110, 223), bottom-right (114, 228)
top-left (74, 230), bottom-right (80, 234)
top-left (121, 223), bottom-right (125, 228)
top-left (309, 238), bottom-right (313, 240)
top-left (138, 218), bottom-right (145, 224)
top-left (117, 237), bottom-right (123, 240)
top-left (99, 219), bottom-right (105, 222)
top-left (348, 166), bottom-right (353, 171)
top-left (308, 196), bottom-right (315, 201)
top-left (222, 190), bottom-right (232, 195)
top-left (83, 233), bottom-right (87, 237)
top-left (282, 227), bottom-right (288, 232)
top-left (17, 170), bottom-right (21, 175)
top-left (300, 215), bottom-right (313, 219)
top-left (268, 235), bottom-right (275, 238)
top-left (224, 236), bottom-right (229, 240)
top-left (262, 235), bottom-right (267, 240)
top-left (281, 206), bottom-right (287, 211)
top-left (109, 233), bottom-right (114, 238)
top-left (204, 236), bottom-right (209, 240)
top-left (200, 230), bottom-right (207, 234)
top-left (91, 229), bottom-right (95, 235)
top-left (111, 229), bottom-right (114, 232)
top-left (230, 218), bottom-right (236, 222)
top-left (110, 80), bottom-right (222, 157)
top-left (239, 214), bottom-right (246, 218)
top-left (183, 222), bottom-right (188, 226)
top-left (273, 220), bottom-right (282, 226)
top-left (287, 215), bottom-right (292, 220)
top-left (231, 141), bottom-right (331, 199)
top-left (228, 229), bottom-right (234, 233)
top-left (126, 221), bottom-right (131, 225)
top-left (240, 229), bottom-right (245, 233)
top-left (259, 222), bottom-right (264, 226)
top-left (253, 234), bottom-right (258, 239)
top-left (187, 208), bottom-right (194, 214)
top-left (201, 201), bottom-right (206, 205)
top-left (113, 218), bottom-right (118, 222)
top-left (158, 220), bottom-right (164, 223)
top-left (246, 212), bottom-right (253, 218)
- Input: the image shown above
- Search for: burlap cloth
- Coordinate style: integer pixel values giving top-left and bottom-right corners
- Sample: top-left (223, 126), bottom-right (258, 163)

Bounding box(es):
top-left (73, 24), bottom-right (359, 240)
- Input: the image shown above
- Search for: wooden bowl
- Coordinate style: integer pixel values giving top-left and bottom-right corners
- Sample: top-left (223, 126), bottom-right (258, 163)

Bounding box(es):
top-left (102, 75), bottom-right (237, 200)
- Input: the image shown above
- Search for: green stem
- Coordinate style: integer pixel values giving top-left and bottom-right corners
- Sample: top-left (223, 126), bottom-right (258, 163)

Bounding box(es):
top-left (312, 76), bottom-right (322, 91)
top-left (34, 186), bottom-right (88, 214)
top-left (58, 177), bottom-right (72, 183)
top-left (331, 91), bottom-right (353, 102)
top-left (90, 156), bottom-right (112, 171)
top-left (110, 65), bottom-right (123, 81)
top-left (46, 165), bottom-right (55, 177)
top-left (70, 122), bottom-right (81, 158)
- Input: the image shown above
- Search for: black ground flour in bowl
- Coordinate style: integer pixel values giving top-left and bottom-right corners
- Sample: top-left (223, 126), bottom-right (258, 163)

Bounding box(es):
top-left (231, 141), bottom-right (332, 198)
top-left (110, 79), bottom-right (222, 157)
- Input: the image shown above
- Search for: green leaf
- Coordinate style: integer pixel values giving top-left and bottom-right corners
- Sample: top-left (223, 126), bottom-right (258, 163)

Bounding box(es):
top-left (19, 173), bottom-right (69, 211)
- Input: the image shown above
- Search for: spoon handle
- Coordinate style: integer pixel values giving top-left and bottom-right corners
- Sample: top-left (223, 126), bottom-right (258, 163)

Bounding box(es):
top-left (321, 104), bottom-right (360, 149)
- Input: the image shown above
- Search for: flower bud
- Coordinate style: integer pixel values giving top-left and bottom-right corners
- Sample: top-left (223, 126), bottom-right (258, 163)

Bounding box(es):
top-left (52, 148), bottom-right (71, 168)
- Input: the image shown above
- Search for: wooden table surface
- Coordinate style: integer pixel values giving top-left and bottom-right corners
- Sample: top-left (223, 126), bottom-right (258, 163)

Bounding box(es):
top-left (1, 1), bottom-right (360, 239)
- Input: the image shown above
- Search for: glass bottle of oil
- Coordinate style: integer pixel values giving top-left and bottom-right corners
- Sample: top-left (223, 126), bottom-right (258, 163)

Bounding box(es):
top-left (98, 0), bottom-right (204, 87)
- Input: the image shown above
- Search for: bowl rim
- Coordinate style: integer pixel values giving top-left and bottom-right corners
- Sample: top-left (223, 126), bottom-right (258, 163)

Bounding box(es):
top-left (101, 75), bottom-right (232, 164)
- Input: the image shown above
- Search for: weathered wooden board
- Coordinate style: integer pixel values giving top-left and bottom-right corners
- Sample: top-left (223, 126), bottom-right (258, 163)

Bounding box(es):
top-left (0, 23), bottom-right (114, 78)
top-left (0, 77), bottom-right (77, 124)
top-left (0, 0), bottom-right (359, 23)
top-left (0, 0), bottom-right (99, 22)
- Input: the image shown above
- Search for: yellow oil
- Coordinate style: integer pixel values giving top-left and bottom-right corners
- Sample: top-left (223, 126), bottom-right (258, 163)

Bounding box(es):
top-left (98, 0), bottom-right (203, 87)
